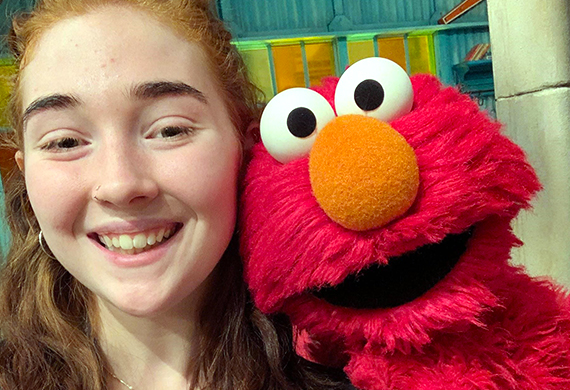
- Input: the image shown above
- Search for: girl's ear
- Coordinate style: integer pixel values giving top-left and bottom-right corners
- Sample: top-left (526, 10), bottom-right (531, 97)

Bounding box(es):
top-left (243, 121), bottom-right (260, 153)
top-left (15, 150), bottom-right (24, 173)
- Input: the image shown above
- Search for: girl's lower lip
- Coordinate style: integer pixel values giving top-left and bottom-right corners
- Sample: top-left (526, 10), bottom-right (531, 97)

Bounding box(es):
top-left (92, 227), bottom-right (182, 268)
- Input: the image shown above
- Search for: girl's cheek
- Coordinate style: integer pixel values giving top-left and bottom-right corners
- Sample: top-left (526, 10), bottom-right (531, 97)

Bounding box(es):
top-left (25, 160), bottom-right (88, 232)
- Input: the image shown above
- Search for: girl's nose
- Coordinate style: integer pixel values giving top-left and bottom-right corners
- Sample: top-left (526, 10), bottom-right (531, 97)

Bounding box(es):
top-left (309, 115), bottom-right (419, 231)
top-left (92, 147), bottom-right (159, 208)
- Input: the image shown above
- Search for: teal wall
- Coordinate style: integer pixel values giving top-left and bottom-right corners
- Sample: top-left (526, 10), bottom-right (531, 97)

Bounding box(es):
top-left (0, 178), bottom-right (9, 260)
top-left (219, 0), bottom-right (488, 38)
top-left (0, 0), bottom-right (35, 56)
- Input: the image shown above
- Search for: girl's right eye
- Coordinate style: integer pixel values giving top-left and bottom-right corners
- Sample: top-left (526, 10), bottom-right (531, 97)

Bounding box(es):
top-left (40, 137), bottom-right (86, 152)
top-left (155, 126), bottom-right (194, 139)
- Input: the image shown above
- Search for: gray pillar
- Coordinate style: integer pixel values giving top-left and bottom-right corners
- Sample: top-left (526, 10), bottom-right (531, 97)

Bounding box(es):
top-left (487, 0), bottom-right (570, 286)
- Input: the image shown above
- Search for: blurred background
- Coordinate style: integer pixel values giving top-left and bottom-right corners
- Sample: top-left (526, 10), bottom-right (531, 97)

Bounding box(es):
top-left (0, 0), bottom-right (568, 287)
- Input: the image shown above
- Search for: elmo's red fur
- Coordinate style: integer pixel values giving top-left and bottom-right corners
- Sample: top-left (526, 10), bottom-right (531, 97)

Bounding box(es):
top-left (240, 71), bottom-right (570, 389)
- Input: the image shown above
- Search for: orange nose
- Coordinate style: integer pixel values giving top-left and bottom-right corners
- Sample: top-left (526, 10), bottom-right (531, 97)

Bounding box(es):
top-left (309, 115), bottom-right (419, 231)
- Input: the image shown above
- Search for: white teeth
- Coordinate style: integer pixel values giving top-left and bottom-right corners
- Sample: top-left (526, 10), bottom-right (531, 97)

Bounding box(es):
top-left (119, 235), bottom-right (134, 250)
top-left (103, 236), bottom-right (113, 248)
top-left (133, 234), bottom-right (147, 249)
top-left (157, 228), bottom-right (165, 243)
top-left (98, 226), bottom-right (177, 254)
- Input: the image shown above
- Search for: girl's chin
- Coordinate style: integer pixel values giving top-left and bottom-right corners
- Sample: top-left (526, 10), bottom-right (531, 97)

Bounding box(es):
top-left (95, 279), bottom-right (207, 320)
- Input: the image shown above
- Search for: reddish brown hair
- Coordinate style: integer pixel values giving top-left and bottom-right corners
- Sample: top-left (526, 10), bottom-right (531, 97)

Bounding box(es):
top-left (0, 1), bottom-right (347, 389)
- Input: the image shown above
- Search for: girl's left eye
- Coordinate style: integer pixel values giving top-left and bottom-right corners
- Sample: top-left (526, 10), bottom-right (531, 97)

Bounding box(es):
top-left (40, 137), bottom-right (86, 151)
top-left (155, 126), bottom-right (194, 139)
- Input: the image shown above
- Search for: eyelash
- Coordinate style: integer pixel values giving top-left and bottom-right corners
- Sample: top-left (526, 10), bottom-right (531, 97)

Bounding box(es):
top-left (40, 137), bottom-right (84, 151)
top-left (38, 125), bottom-right (194, 152)
top-left (156, 126), bottom-right (195, 139)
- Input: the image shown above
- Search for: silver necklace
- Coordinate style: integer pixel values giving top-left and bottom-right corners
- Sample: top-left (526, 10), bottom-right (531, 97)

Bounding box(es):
top-left (111, 372), bottom-right (134, 390)
top-left (111, 371), bottom-right (191, 389)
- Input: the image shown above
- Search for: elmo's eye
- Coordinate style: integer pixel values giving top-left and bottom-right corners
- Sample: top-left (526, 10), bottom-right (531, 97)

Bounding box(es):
top-left (260, 88), bottom-right (335, 164)
top-left (334, 57), bottom-right (413, 122)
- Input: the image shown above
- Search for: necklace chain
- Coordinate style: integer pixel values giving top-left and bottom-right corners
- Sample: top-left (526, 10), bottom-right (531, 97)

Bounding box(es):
top-left (111, 372), bottom-right (134, 390)
top-left (111, 371), bottom-right (191, 389)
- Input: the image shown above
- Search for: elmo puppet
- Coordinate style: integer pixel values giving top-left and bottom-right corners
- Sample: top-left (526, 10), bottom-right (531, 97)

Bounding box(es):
top-left (239, 57), bottom-right (570, 389)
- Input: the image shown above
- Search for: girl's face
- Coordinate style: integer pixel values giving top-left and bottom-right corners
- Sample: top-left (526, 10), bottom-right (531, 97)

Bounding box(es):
top-left (17, 7), bottom-right (241, 317)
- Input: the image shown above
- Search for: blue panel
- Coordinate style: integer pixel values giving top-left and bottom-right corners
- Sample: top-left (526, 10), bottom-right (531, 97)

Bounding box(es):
top-left (434, 27), bottom-right (490, 86)
top-left (341, 0), bottom-right (434, 29)
top-left (220, 0), bottom-right (335, 38)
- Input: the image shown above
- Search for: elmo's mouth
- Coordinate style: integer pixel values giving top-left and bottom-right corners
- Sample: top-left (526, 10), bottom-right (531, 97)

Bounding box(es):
top-left (312, 227), bottom-right (474, 309)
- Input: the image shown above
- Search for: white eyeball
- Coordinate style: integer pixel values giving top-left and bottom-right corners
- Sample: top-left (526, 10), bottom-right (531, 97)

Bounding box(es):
top-left (260, 88), bottom-right (335, 164)
top-left (334, 57), bottom-right (413, 122)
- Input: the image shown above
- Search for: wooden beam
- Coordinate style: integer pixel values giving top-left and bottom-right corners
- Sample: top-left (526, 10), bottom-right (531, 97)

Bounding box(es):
top-left (438, 0), bottom-right (485, 24)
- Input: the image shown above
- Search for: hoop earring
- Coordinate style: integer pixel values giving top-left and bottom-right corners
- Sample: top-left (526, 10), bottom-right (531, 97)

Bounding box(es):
top-left (38, 231), bottom-right (56, 260)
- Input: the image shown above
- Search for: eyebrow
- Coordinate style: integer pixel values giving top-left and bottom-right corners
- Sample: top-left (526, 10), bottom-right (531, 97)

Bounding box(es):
top-left (23, 94), bottom-right (81, 126)
top-left (22, 81), bottom-right (207, 128)
top-left (130, 81), bottom-right (208, 104)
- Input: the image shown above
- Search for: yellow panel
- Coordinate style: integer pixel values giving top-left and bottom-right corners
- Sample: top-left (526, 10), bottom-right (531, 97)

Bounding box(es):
top-left (348, 40), bottom-right (375, 65)
top-left (305, 42), bottom-right (335, 87)
top-left (239, 48), bottom-right (275, 101)
top-left (272, 44), bottom-right (305, 92)
top-left (408, 35), bottom-right (436, 75)
top-left (377, 37), bottom-right (407, 71)
top-left (0, 63), bottom-right (15, 128)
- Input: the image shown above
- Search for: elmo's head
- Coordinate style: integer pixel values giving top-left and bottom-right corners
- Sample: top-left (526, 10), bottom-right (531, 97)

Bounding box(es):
top-left (239, 58), bottom-right (540, 355)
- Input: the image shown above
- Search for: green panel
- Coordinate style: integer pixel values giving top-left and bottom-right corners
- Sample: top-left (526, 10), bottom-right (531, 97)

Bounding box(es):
top-left (304, 41), bottom-right (335, 87)
top-left (347, 40), bottom-right (374, 65)
top-left (408, 33), bottom-right (436, 75)
top-left (239, 48), bottom-right (275, 101)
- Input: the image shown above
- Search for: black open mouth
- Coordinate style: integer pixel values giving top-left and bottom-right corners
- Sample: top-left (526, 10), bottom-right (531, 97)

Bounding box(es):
top-left (311, 227), bottom-right (474, 309)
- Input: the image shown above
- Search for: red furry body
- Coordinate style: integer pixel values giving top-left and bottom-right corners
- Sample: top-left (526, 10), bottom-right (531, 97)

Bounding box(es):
top-left (240, 73), bottom-right (570, 389)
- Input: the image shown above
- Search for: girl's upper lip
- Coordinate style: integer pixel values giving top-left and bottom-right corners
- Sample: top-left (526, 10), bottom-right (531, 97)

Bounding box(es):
top-left (89, 219), bottom-right (181, 235)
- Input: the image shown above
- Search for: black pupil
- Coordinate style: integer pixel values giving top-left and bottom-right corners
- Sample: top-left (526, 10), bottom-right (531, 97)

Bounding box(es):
top-left (59, 138), bottom-right (77, 148)
top-left (354, 79), bottom-right (385, 111)
top-left (287, 107), bottom-right (317, 138)
top-left (162, 127), bottom-right (180, 137)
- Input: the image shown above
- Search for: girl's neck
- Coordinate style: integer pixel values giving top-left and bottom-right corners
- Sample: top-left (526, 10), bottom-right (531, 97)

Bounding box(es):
top-left (97, 297), bottom-right (201, 390)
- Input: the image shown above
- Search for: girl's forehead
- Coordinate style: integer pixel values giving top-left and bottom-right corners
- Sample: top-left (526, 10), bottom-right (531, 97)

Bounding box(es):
top-left (20, 6), bottom-right (215, 107)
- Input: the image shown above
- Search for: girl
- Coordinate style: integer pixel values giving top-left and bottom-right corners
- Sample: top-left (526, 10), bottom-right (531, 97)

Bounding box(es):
top-left (0, 1), bottom-right (349, 389)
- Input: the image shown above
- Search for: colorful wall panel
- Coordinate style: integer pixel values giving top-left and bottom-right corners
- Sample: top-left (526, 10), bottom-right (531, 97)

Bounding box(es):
top-left (0, 59), bottom-right (15, 129)
top-left (236, 30), bottom-right (439, 102)
top-left (240, 45), bottom-right (275, 100)
top-left (347, 40), bottom-right (374, 65)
